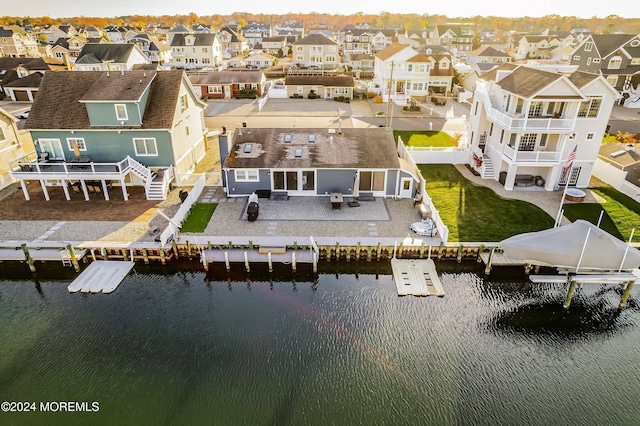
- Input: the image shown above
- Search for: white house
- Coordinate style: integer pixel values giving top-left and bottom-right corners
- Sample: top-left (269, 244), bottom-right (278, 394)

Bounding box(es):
top-left (292, 33), bottom-right (340, 69)
top-left (171, 34), bottom-right (223, 70)
top-left (467, 64), bottom-right (620, 191)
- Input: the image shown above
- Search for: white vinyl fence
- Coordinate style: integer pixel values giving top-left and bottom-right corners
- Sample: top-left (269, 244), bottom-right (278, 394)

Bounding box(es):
top-left (593, 158), bottom-right (640, 201)
top-left (159, 175), bottom-right (206, 246)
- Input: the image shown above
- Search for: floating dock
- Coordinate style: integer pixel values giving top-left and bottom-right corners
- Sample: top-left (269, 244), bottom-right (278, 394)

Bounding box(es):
top-left (68, 260), bottom-right (134, 294)
top-left (391, 258), bottom-right (445, 297)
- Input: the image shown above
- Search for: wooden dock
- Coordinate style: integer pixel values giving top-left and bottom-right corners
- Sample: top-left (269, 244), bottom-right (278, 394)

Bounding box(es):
top-left (68, 260), bottom-right (134, 294)
top-left (391, 258), bottom-right (445, 297)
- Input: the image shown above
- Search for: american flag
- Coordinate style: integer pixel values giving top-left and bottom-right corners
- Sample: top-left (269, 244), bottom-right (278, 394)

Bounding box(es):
top-left (565, 144), bottom-right (577, 171)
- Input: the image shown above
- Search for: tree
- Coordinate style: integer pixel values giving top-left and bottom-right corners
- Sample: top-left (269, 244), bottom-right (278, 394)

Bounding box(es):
top-left (472, 33), bottom-right (481, 50)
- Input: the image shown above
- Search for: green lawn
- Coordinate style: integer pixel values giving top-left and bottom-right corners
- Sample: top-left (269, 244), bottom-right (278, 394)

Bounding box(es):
top-left (180, 203), bottom-right (217, 233)
top-left (419, 165), bottom-right (554, 242)
top-left (394, 131), bottom-right (456, 148)
top-left (563, 187), bottom-right (640, 242)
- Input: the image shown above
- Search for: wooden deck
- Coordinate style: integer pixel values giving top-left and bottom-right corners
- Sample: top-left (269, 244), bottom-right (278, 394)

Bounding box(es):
top-left (391, 258), bottom-right (445, 297)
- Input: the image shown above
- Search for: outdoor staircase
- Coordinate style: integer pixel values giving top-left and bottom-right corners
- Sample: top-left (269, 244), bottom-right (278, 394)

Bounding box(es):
top-left (482, 155), bottom-right (495, 180)
top-left (146, 170), bottom-right (166, 200)
top-left (125, 156), bottom-right (173, 200)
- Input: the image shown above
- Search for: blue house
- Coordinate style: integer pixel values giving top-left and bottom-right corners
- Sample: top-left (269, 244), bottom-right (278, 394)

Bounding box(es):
top-left (10, 70), bottom-right (207, 201)
top-left (221, 127), bottom-right (419, 199)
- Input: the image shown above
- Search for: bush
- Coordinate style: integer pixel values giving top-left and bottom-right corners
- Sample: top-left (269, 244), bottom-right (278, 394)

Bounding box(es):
top-left (367, 91), bottom-right (376, 98)
top-left (373, 96), bottom-right (383, 104)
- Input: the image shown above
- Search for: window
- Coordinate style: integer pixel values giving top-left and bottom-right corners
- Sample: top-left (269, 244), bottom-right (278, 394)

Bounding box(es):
top-left (519, 134), bottom-right (537, 151)
top-left (296, 46), bottom-right (303, 52)
top-left (234, 169), bottom-right (259, 182)
top-left (296, 55), bottom-right (304, 61)
top-left (528, 101), bottom-right (543, 117)
top-left (133, 138), bottom-right (158, 156)
top-left (66, 138), bottom-right (86, 151)
top-left (607, 75), bottom-right (618, 87)
top-left (608, 57), bottom-right (622, 69)
top-left (539, 134), bottom-right (548, 148)
top-left (297, 87), bottom-right (303, 94)
top-left (587, 57), bottom-right (592, 65)
top-left (115, 104), bottom-right (127, 121)
top-left (180, 94), bottom-right (188, 112)
top-left (284, 134), bottom-right (292, 143)
top-left (584, 41), bottom-right (593, 52)
top-left (208, 85), bottom-right (222, 94)
top-left (202, 47), bottom-right (208, 53)
top-left (586, 132), bottom-right (595, 141)
top-left (578, 97), bottom-right (602, 118)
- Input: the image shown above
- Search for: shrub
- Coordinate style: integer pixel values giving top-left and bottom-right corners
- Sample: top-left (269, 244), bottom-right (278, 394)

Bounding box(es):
top-left (373, 96), bottom-right (383, 104)
top-left (367, 91), bottom-right (376, 98)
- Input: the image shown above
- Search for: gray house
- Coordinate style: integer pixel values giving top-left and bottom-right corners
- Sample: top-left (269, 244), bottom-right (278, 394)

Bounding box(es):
top-left (11, 70), bottom-right (207, 201)
top-left (221, 127), bottom-right (418, 199)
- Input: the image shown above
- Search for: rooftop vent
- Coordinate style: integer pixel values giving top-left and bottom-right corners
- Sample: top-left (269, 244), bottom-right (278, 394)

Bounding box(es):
top-left (611, 150), bottom-right (626, 157)
top-left (284, 134), bottom-right (292, 143)
top-left (328, 129), bottom-right (336, 134)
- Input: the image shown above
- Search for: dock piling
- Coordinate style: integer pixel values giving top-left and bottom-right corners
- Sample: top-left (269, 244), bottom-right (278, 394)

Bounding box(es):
top-left (21, 244), bottom-right (36, 273)
top-left (244, 251), bottom-right (250, 272)
top-left (619, 280), bottom-right (636, 309)
top-left (563, 278), bottom-right (578, 309)
top-left (67, 244), bottom-right (80, 272)
top-left (224, 251), bottom-right (230, 272)
top-left (268, 252), bottom-right (273, 272)
top-left (292, 251), bottom-right (297, 272)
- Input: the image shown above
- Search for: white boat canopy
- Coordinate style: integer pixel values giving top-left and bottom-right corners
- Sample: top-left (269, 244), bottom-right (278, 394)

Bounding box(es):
top-left (500, 220), bottom-right (640, 272)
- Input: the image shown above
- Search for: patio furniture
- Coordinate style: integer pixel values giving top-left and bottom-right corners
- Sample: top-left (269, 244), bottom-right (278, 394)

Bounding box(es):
top-left (514, 174), bottom-right (535, 187)
top-left (330, 192), bottom-right (343, 209)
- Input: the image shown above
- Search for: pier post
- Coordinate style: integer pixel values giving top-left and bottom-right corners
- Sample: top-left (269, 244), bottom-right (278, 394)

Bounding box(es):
top-left (335, 243), bottom-right (340, 261)
top-left (244, 251), bottom-right (250, 272)
top-left (420, 242), bottom-right (426, 258)
top-left (428, 245), bottom-right (432, 259)
top-left (90, 249), bottom-right (96, 262)
top-left (160, 248), bottom-right (166, 265)
top-left (101, 247), bottom-right (108, 260)
top-left (121, 249), bottom-right (128, 262)
top-left (367, 246), bottom-right (372, 262)
top-left (292, 251), bottom-right (297, 272)
top-left (67, 245), bottom-right (80, 272)
top-left (187, 241), bottom-right (191, 258)
top-left (208, 241), bottom-right (212, 250)
top-left (524, 263), bottom-right (532, 274)
top-left (393, 241), bottom-right (397, 259)
top-left (376, 242), bottom-right (381, 261)
top-left (21, 244), bottom-right (36, 273)
top-left (457, 245), bottom-right (463, 263)
top-left (619, 280), bottom-right (636, 309)
top-left (477, 244), bottom-right (484, 262)
top-left (438, 244), bottom-right (444, 260)
top-left (563, 278), bottom-right (578, 310)
top-left (346, 246), bottom-right (351, 262)
top-left (313, 251), bottom-right (317, 273)
top-left (202, 250), bottom-right (208, 272)
top-left (268, 252), bottom-right (273, 273)
top-left (224, 251), bottom-right (230, 272)
top-left (484, 247), bottom-right (495, 275)
top-left (142, 249), bottom-right (149, 264)
top-left (171, 241), bottom-right (178, 257)
top-left (249, 240), bottom-right (253, 250)
top-left (356, 242), bottom-right (361, 261)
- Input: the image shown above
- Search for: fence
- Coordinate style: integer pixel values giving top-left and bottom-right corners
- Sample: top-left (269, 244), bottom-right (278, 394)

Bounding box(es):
top-left (404, 146), bottom-right (469, 164)
top-left (397, 138), bottom-right (450, 242)
top-left (593, 158), bottom-right (640, 201)
top-left (174, 172), bottom-right (222, 187)
top-left (159, 175), bottom-right (206, 246)
top-left (258, 90), bottom-right (270, 111)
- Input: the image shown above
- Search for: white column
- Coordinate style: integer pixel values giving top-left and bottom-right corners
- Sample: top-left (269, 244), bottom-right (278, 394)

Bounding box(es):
top-left (20, 180), bottom-right (30, 201)
top-left (120, 179), bottom-right (128, 201)
top-left (101, 180), bottom-right (110, 201)
top-left (40, 180), bottom-right (50, 201)
top-left (61, 180), bottom-right (70, 200)
top-left (80, 180), bottom-right (90, 201)
top-left (504, 164), bottom-right (517, 191)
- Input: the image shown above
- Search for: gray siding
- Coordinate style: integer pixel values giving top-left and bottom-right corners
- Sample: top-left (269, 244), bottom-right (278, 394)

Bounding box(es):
top-left (386, 169), bottom-right (399, 196)
top-left (31, 130), bottom-right (174, 166)
top-left (225, 169), bottom-right (271, 195)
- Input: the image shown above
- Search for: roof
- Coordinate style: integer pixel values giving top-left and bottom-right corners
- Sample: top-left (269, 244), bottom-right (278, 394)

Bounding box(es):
top-left (599, 143), bottom-right (640, 168)
top-left (481, 64), bottom-right (566, 97)
top-left (189, 70), bottom-right (264, 85)
top-left (375, 43), bottom-right (411, 61)
top-left (284, 75), bottom-right (354, 87)
top-left (169, 24), bottom-right (190, 33)
top-left (0, 57), bottom-right (51, 72)
top-left (470, 46), bottom-right (511, 58)
top-left (294, 33), bottom-right (339, 46)
top-left (170, 33), bottom-right (218, 47)
top-left (76, 43), bottom-right (137, 64)
top-left (567, 70), bottom-right (601, 89)
top-left (224, 127), bottom-right (400, 170)
top-left (26, 70), bottom-right (185, 130)
top-left (4, 72), bottom-right (42, 88)
top-left (591, 34), bottom-right (637, 57)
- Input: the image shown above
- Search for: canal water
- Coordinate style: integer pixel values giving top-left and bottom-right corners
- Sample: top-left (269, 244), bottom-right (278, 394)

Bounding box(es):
top-left (1, 261), bottom-right (639, 425)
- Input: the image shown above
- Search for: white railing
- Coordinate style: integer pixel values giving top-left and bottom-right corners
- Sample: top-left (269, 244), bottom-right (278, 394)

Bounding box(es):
top-left (398, 138), bottom-right (450, 243)
top-left (503, 145), bottom-right (561, 162)
top-left (404, 145), bottom-right (469, 165)
top-left (173, 172), bottom-right (222, 187)
top-left (480, 89), bottom-right (574, 132)
top-left (10, 152), bottom-right (129, 177)
top-left (159, 175), bottom-right (206, 246)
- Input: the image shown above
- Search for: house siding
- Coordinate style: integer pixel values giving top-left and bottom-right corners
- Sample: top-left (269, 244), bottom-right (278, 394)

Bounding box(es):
top-left (225, 169), bottom-right (271, 195)
top-left (317, 169), bottom-right (355, 194)
top-left (85, 102), bottom-right (143, 126)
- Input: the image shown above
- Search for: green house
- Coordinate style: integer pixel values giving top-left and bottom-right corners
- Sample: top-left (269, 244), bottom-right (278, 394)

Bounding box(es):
top-left (11, 70), bottom-right (207, 201)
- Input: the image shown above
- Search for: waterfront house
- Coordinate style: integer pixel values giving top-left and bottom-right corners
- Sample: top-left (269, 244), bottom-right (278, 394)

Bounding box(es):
top-left (217, 27), bottom-right (249, 58)
top-left (0, 25), bottom-right (40, 58)
top-left (0, 107), bottom-right (25, 190)
top-left (189, 70), bottom-right (265, 99)
top-left (569, 34), bottom-right (640, 107)
top-left (10, 70), bottom-right (207, 201)
top-left (467, 64), bottom-right (620, 191)
top-left (220, 127), bottom-right (419, 199)
top-left (74, 43), bottom-right (149, 71)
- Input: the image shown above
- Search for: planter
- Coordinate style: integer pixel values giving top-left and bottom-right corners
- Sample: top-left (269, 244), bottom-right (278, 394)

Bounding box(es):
top-left (565, 188), bottom-right (586, 202)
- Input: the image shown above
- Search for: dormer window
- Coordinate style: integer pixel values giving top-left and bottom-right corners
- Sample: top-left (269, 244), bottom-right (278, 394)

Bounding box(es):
top-left (115, 104), bottom-right (128, 121)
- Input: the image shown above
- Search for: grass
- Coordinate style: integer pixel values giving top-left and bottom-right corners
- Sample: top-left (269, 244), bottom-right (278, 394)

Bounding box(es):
top-left (418, 164), bottom-right (554, 242)
top-left (394, 131), bottom-right (456, 148)
top-left (563, 187), bottom-right (640, 242)
top-left (180, 203), bottom-right (217, 233)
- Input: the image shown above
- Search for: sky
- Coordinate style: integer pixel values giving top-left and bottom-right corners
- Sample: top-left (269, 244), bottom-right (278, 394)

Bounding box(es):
top-left (3, 0), bottom-right (633, 19)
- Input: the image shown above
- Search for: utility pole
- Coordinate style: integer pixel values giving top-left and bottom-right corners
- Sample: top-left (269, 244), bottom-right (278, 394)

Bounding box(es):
top-left (385, 60), bottom-right (394, 127)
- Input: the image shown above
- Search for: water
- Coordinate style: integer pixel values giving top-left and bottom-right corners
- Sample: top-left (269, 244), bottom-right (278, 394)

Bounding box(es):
top-left (1, 261), bottom-right (639, 425)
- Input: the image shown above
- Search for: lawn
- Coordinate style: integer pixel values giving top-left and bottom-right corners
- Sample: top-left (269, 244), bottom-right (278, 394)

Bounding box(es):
top-left (418, 164), bottom-right (554, 242)
top-left (394, 131), bottom-right (456, 148)
top-left (180, 203), bottom-right (217, 233)
top-left (563, 187), bottom-right (640, 242)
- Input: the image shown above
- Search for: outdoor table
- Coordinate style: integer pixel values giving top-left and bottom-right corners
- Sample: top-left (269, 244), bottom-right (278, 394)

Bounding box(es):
top-left (330, 192), bottom-right (343, 209)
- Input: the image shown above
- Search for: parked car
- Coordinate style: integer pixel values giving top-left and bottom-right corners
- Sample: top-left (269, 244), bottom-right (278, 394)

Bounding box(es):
top-left (18, 110), bottom-right (30, 119)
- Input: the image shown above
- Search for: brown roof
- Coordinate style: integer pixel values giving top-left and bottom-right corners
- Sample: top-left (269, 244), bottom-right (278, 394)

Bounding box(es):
top-left (79, 71), bottom-right (156, 101)
top-left (224, 127), bottom-right (400, 170)
top-left (284, 75), bottom-right (354, 87)
top-left (481, 65), bottom-right (563, 97)
top-left (26, 70), bottom-right (185, 130)
top-left (599, 143), bottom-right (640, 168)
top-left (189, 70), bottom-right (264, 85)
top-left (375, 43), bottom-right (410, 61)
top-left (567, 70), bottom-right (600, 89)
top-left (294, 33), bottom-right (339, 46)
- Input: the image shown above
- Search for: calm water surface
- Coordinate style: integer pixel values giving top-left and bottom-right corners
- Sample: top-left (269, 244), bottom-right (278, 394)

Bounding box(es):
top-left (1, 261), bottom-right (639, 425)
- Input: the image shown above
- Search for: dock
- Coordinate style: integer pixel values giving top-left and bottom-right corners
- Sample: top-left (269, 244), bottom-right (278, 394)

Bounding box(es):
top-left (391, 258), bottom-right (445, 297)
top-left (68, 260), bottom-right (134, 294)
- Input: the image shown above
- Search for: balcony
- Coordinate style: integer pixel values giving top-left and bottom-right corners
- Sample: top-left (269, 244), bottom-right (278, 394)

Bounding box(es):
top-left (486, 108), bottom-right (574, 132)
top-left (503, 145), bottom-right (562, 163)
top-left (10, 153), bottom-right (131, 180)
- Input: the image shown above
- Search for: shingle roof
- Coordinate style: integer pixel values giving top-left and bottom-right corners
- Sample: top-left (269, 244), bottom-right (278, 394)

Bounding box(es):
top-left (4, 72), bottom-right (42, 88)
top-left (470, 46), bottom-right (511, 57)
top-left (26, 70), bottom-right (184, 130)
top-left (189, 70), bottom-right (264, 85)
top-left (592, 34), bottom-right (637, 57)
top-left (170, 33), bottom-right (218, 47)
top-left (224, 127), bottom-right (400, 170)
top-left (284, 75), bottom-right (354, 87)
top-left (482, 65), bottom-right (564, 97)
top-left (294, 33), bottom-right (339, 46)
top-left (567, 70), bottom-right (600, 89)
top-left (76, 43), bottom-right (137, 64)
top-left (375, 43), bottom-right (411, 61)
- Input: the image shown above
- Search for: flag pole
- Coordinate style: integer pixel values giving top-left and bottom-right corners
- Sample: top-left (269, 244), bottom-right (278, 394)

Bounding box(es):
top-left (554, 165), bottom-right (572, 227)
